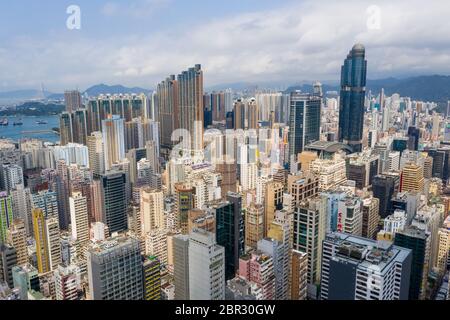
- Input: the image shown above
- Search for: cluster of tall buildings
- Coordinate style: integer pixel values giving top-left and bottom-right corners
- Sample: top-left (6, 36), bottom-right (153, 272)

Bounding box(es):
top-left (0, 45), bottom-right (450, 301)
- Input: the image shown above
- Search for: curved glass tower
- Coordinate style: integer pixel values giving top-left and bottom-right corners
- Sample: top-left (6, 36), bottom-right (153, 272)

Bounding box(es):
top-left (338, 44), bottom-right (367, 153)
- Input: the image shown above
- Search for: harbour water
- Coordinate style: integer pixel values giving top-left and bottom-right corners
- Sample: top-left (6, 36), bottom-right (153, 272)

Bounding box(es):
top-left (0, 115), bottom-right (60, 143)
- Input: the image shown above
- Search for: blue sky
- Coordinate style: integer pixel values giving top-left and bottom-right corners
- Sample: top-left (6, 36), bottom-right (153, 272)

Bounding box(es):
top-left (0, 0), bottom-right (449, 92)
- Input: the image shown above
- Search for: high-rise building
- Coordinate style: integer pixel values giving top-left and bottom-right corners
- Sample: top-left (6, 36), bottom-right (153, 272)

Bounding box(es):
top-left (0, 192), bottom-right (13, 244)
top-left (54, 264), bottom-right (78, 300)
top-left (59, 112), bottom-right (73, 146)
top-left (64, 90), bottom-right (82, 113)
top-left (177, 64), bottom-right (204, 152)
top-left (293, 197), bottom-right (326, 296)
top-left (0, 244), bottom-right (17, 288)
top-left (338, 44), bottom-right (367, 152)
top-left (10, 185), bottom-right (33, 236)
top-left (290, 249), bottom-right (308, 300)
top-left (12, 264), bottom-right (40, 300)
top-left (87, 236), bottom-right (143, 300)
top-left (31, 190), bottom-right (59, 219)
top-left (174, 183), bottom-right (195, 234)
top-left (264, 181), bottom-right (284, 237)
top-left (6, 219), bottom-right (27, 266)
top-left (321, 232), bottom-right (412, 300)
top-left (102, 115), bottom-right (125, 171)
top-left (401, 162), bottom-right (424, 193)
top-left (336, 196), bottom-right (363, 236)
top-left (143, 255), bottom-right (161, 300)
top-left (173, 234), bottom-right (190, 300)
top-left (72, 109), bottom-right (88, 145)
top-left (100, 171), bottom-right (127, 234)
top-left (238, 251), bottom-right (275, 300)
top-left (32, 208), bottom-right (50, 273)
top-left (157, 75), bottom-right (179, 154)
top-left (140, 188), bottom-right (164, 236)
top-left (362, 197), bottom-right (380, 239)
top-left (394, 226), bottom-right (431, 300)
top-left (214, 195), bottom-right (244, 280)
top-left (372, 174), bottom-right (399, 218)
top-left (1, 164), bottom-right (24, 192)
top-left (288, 92), bottom-right (321, 162)
top-left (188, 229), bottom-right (225, 300)
top-left (244, 203), bottom-right (264, 250)
top-left (69, 192), bottom-right (89, 245)
top-left (437, 216), bottom-right (450, 273)
top-left (87, 132), bottom-right (105, 176)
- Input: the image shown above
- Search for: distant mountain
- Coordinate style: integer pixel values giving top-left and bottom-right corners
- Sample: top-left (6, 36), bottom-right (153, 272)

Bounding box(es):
top-left (0, 101), bottom-right (65, 116)
top-left (83, 84), bottom-right (151, 96)
top-left (285, 75), bottom-right (450, 107)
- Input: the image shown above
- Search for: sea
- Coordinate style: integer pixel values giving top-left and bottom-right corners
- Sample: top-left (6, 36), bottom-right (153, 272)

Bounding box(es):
top-left (0, 115), bottom-right (60, 143)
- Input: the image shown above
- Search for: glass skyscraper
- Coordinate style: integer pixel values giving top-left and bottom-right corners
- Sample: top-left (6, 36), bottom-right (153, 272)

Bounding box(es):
top-left (288, 92), bottom-right (321, 164)
top-left (338, 44), bottom-right (367, 153)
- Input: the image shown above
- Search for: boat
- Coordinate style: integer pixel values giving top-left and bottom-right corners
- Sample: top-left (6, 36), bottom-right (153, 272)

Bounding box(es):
top-left (13, 119), bottom-right (23, 126)
top-left (0, 118), bottom-right (8, 126)
top-left (36, 120), bottom-right (48, 125)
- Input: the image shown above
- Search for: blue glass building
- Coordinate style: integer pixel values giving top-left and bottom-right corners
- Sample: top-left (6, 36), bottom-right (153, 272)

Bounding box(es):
top-left (338, 44), bottom-right (367, 153)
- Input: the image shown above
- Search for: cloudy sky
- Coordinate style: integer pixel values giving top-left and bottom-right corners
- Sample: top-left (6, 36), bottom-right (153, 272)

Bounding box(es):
top-left (0, 0), bottom-right (449, 92)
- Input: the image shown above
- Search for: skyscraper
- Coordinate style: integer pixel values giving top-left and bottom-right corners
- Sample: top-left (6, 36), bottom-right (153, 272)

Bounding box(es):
top-left (0, 192), bottom-right (13, 244)
top-left (102, 115), bottom-right (125, 171)
top-left (87, 236), bottom-right (143, 300)
top-left (338, 44), bottom-right (367, 153)
top-left (288, 92), bottom-right (321, 162)
top-left (188, 229), bottom-right (225, 300)
top-left (64, 90), bottom-right (82, 113)
top-left (1, 164), bottom-right (24, 192)
top-left (100, 171), bottom-right (127, 234)
top-left (214, 195), bottom-right (244, 280)
top-left (177, 64), bottom-right (204, 152)
top-left (157, 75), bottom-right (179, 156)
top-left (320, 233), bottom-right (412, 300)
top-left (394, 226), bottom-right (431, 300)
top-left (173, 234), bottom-right (190, 300)
top-left (87, 132), bottom-right (105, 176)
top-left (143, 255), bottom-right (161, 300)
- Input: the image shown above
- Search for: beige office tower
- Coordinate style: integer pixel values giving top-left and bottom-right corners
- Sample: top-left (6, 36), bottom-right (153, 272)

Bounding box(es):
top-left (89, 180), bottom-right (104, 223)
top-left (6, 219), bottom-right (28, 265)
top-left (287, 172), bottom-right (319, 207)
top-left (362, 196), bottom-right (380, 239)
top-left (140, 188), bottom-right (165, 236)
top-left (309, 156), bottom-right (347, 190)
top-left (264, 181), bottom-right (284, 237)
top-left (69, 192), bottom-right (90, 260)
top-left (145, 229), bottom-right (168, 266)
top-left (102, 115), bottom-right (125, 171)
top-left (46, 217), bottom-right (62, 271)
top-left (245, 203), bottom-right (264, 250)
top-left (437, 216), bottom-right (450, 274)
top-left (423, 156), bottom-right (433, 179)
top-left (297, 151), bottom-right (318, 172)
top-left (87, 132), bottom-right (104, 176)
top-left (401, 162), bottom-right (424, 193)
top-left (294, 196), bottom-right (326, 298)
top-left (290, 250), bottom-right (308, 300)
top-left (247, 99), bottom-right (259, 129)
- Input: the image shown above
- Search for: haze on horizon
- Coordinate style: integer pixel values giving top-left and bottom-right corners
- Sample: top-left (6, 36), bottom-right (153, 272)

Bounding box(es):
top-left (0, 0), bottom-right (449, 92)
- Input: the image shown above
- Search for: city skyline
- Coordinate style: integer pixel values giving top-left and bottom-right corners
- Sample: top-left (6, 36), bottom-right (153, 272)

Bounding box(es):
top-left (1, 1), bottom-right (450, 306)
top-left (1, 0), bottom-right (450, 91)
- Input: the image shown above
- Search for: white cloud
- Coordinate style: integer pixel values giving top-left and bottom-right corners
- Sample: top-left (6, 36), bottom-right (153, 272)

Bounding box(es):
top-left (2, 0), bottom-right (450, 91)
